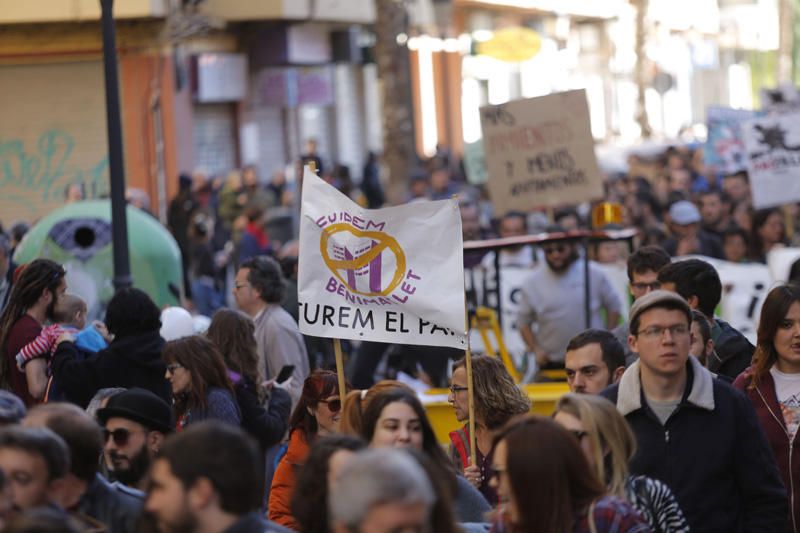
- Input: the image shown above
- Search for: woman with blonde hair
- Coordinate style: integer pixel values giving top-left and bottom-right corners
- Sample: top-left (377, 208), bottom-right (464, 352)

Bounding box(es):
top-left (448, 355), bottom-right (530, 505)
top-left (554, 393), bottom-right (688, 532)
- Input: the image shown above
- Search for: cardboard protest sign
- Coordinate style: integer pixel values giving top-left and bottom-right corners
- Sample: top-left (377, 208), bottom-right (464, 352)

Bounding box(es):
top-left (298, 169), bottom-right (467, 349)
top-left (742, 112), bottom-right (800, 209)
top-left (704, 106), bottom-right (760, 174)
top-left (479, 90), bottom-right (604, 212)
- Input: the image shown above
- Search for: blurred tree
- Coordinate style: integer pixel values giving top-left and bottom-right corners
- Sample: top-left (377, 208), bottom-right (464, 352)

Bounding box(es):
top-left (633, 0), bottom-right (652, 138)
top-left (374, 0), bottom-right (417, 204)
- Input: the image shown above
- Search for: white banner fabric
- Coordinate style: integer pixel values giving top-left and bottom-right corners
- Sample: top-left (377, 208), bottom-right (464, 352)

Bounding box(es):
top-left (297, 170), bottom-right (467, 349)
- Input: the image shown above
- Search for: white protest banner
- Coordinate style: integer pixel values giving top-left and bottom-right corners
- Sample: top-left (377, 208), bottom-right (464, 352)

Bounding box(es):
top-left (742, 112), bottom-right (800, 209)
top-left (480, 89), bottom-right (604, 212)
top-left (298, 169), bottom-right (467, 349)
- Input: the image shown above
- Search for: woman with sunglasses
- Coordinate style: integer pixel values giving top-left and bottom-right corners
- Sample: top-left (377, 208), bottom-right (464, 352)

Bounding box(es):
top-left (359, 387), bottom-right (491, 525)
top-left (554, 393), bottom-right (688, 532)
top-left (490, 415), bottom-right (649, 533)
top-left (268, 370), bottom-right (348, 530)
top-left (162, 335), bottom-right (241, 430)
top-left (206, 308), bottom-right (291, 451)
top-left (734, 284), bottom-right (800, 532)
top-left (448, 355), bottom-right (530, 506)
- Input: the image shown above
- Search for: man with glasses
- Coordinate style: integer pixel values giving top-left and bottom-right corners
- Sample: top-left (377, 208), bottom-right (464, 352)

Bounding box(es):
top-left (234, 256), bottom-right (309, 407)
top-left (612, 245), bottom-right (671, 366)
top-left (602, 290), bottom-right (788, 532)
top-left (24, 402), bottom-right (143, 532)
top-left (96, 388), bottom-right (173, 490)
top-left (517, 228), bottom-right (621, 371)
top-left (658, 258), bottom-right (754, 380)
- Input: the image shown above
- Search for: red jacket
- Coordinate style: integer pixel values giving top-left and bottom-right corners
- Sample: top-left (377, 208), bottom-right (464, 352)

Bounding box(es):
top-left (734, 367), bottom-right (800, 533)
top-left (267, 429), bottom-right (309, 531)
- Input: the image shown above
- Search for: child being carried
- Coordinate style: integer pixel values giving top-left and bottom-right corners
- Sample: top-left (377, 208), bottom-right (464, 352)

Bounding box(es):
top-left (16, 294), bottom-right (107, 371)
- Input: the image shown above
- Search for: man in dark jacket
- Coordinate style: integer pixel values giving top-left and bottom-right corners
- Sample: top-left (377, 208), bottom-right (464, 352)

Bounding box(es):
top-left (145, 422), bottom-right (291, 533)
top-left (602, 290), bottom-right (788, 532)
top-left (51, 288), bottom-right (170, 407)
top-left (97, 388), bottom-right (174, 490)
top-left (658, 258), bottom-right (754, 379)
top-left (24, 403), bottom-right (143, 533)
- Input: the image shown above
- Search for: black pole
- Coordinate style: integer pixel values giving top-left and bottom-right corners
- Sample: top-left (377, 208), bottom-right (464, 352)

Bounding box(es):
top-left (100, 0), bottom-right (132, 291)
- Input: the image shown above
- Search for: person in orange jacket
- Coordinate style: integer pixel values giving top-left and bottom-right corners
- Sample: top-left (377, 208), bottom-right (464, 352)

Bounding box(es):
top-left (268, 370), bottom-right (348, 530)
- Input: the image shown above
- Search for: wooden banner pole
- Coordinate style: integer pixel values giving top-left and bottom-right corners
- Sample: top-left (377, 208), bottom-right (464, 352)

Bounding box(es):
top-left (464, 294), bottom-right (477, 467)
top-left (333, 338), bottom-right (347, 407)
top-left (307, 159), bottom-right (348, 404)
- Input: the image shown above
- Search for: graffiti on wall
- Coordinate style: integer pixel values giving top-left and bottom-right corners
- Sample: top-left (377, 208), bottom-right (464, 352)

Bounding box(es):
top-left (0, 129), bottom-right (108, 221)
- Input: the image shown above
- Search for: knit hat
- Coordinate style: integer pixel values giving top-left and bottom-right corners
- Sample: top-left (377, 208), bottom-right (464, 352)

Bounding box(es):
top-left (628, 290), bottom-right (692, 333)
top-left (97, 388), bottom-right (173, 434)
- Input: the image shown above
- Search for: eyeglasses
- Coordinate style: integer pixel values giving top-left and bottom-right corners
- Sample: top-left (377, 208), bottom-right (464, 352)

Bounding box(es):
top-left (543, 244), bottom-right (567, 255)
top-left (449, 385), bottom-right (468, 394)
top-left (318, 398), bottom-right (342, 413)
top-left (165, 363), bottom-right (183, 374)
top-left (637, 324), bottom-right (690, 339)
top-left (631, 282), bottom-right (661, 292)
top-left (570, 430), bottom-right (588, 441)
top-left (103, 428), bottom-right (143, 446)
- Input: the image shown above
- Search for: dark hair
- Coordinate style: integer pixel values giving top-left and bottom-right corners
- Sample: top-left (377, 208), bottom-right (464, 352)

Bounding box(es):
top-left (157, 421), bottom-right (263, 515)
top-left (566, 329), bottom-right (625, 373)
top-left (241, 256), bottom-right (286, 303)
top-left (289, 370), bottom-right (347, 439)
top-left (27, 403), bottom-right (102, 482)
top-left (4, 507), bottom-right (83, 533)
top-left (292, 435), bottom-right (367, 533)
top-left (360, 388), bottom-right (451, 470)
top-left (104, 287), bottom-right (161, 338)
top-left (206, 309), bottom-right (264, 401)
top-left (0, 259), bottom-right (66, 388)
top-left (501, 211), bottom-right (528, 230)
top-left (724, 170), bottom-right (749, 183)
top-left (691, 309), bottom-right (711, 346)
top-left (657, 259), bottom-right (721, 317)
top-left (10, 223), bottom-right (29, 244)
top-left (749, 284), bottom-right (800, 387)
top-left (0, 426), bottom-right (70, 481)
top-left (162, 336), bottom-right (234, 417)
top-left (493, 416), bottom-right (606, 533)
top-left (636, 190), bottom-right (662, 218)
top-left (451, 356), bottom-right (530, 430)
top-left (723, 225), bottom-right (749, 247)
top-left (749, 208), bottom-right (786, 261)
top-left (626, 245), bottom-right (671, 282)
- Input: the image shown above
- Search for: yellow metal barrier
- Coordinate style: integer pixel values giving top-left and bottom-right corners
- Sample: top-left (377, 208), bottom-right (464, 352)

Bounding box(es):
top-left (422, 382), bottom-right (570, 445)
top-left (471, 306), bottom-right (520, 382)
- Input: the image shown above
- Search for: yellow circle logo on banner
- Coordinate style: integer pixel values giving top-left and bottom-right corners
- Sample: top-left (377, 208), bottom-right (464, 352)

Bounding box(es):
top-left (320, 223), bottom-right (407, 297)
top-left (477, 27), bottom-right (542, 63)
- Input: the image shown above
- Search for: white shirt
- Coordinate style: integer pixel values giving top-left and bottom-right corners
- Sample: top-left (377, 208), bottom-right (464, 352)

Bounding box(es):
top-left (770, 365), bottom-right (800, 438)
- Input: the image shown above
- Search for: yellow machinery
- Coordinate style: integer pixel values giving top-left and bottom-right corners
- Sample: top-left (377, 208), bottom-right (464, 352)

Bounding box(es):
top-left (422, 306), bottom-right (569, 444)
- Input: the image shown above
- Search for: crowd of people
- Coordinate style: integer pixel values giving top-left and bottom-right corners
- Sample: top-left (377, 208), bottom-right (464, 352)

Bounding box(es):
top-left (0, 139), bottom-right (800, 532)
